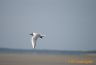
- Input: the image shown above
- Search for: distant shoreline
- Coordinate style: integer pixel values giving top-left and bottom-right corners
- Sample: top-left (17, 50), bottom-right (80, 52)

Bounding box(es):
top-left (0, 48), bottom-right (96, 55)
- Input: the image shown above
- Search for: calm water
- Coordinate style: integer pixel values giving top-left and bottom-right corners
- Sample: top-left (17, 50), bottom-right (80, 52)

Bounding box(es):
top-left (0, 48), bottom-right (95, 55)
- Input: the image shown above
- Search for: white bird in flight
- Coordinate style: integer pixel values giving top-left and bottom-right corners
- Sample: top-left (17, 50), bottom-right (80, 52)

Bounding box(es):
top-left (30, 32), bottom-right (45, 48)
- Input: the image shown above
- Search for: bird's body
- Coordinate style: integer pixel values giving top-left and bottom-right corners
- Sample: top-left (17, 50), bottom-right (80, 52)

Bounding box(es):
top-left (30, 32), bottom-right (45, 48)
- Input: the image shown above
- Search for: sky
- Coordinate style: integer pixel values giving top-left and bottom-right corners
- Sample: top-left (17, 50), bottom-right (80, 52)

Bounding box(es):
top-left (0, 0), bottom-right (96, 50)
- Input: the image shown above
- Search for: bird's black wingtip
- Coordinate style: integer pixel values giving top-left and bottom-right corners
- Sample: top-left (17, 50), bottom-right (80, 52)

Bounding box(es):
top-left (29, 33), bottom-right (33, 36)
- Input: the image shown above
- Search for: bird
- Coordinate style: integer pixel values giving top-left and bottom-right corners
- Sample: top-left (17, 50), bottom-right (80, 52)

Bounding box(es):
top-left (29, 32), bottom-right (45, 48)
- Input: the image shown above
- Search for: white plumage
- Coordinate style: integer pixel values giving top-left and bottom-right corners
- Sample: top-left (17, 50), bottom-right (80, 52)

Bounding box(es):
top-left (30, 32), bottom-right (45, 48)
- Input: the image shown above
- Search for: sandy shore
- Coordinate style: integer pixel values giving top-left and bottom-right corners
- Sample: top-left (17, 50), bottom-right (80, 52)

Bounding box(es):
top-left (0, 53), bottom-right (96, 65)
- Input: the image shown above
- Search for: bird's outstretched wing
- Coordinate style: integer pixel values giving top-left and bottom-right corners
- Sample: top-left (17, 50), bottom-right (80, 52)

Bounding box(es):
top-left (32, 37), bottom-right (37, 48)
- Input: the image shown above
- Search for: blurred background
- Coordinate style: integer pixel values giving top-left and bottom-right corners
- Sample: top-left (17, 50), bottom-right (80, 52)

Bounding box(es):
top-left (0, 0), bottom-right (96, 50)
